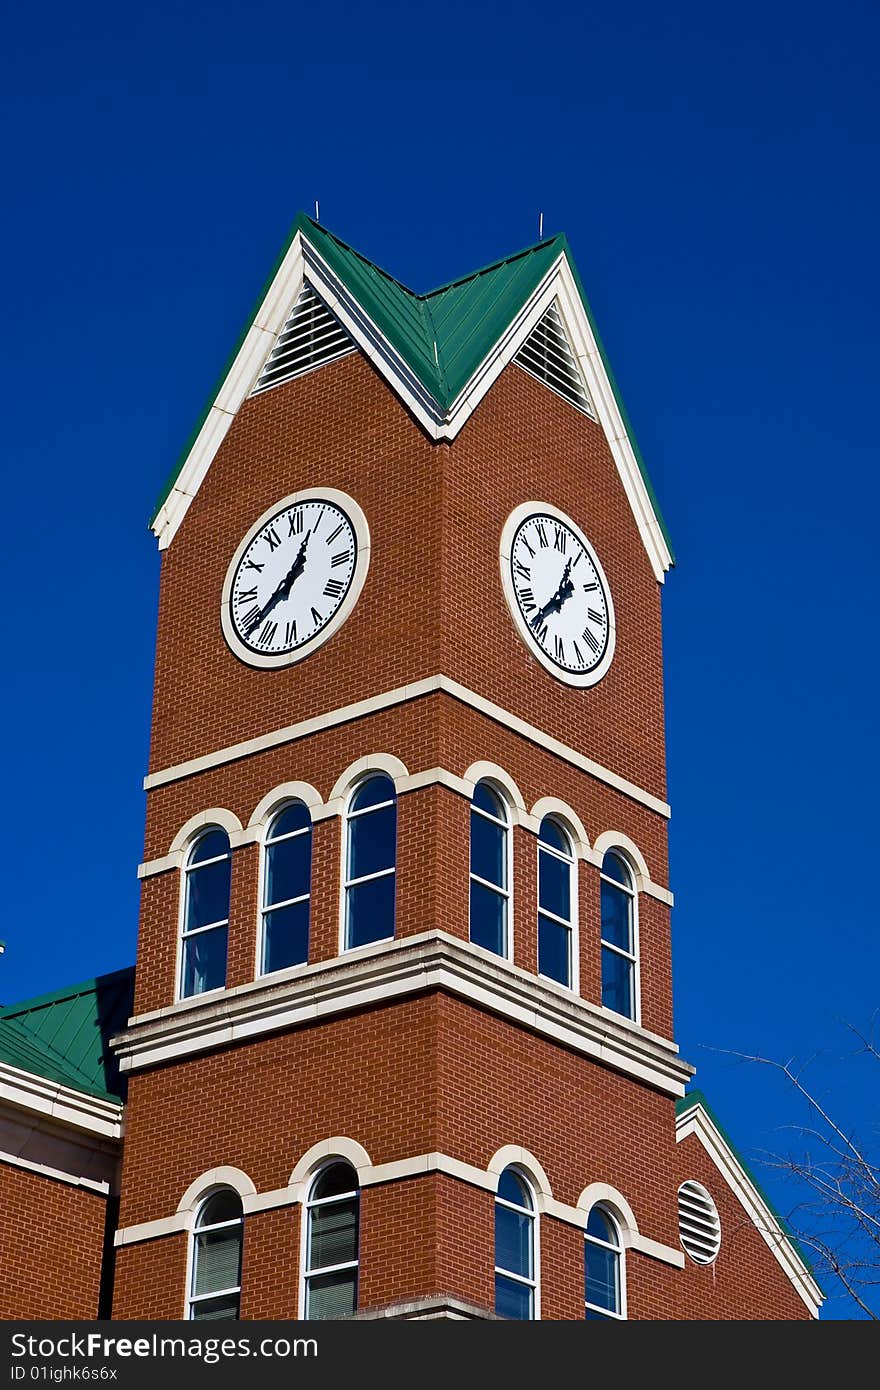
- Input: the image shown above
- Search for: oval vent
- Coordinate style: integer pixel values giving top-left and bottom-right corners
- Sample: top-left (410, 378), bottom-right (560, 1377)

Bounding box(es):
top-left (678, 1181), bottom-right (721, 1264)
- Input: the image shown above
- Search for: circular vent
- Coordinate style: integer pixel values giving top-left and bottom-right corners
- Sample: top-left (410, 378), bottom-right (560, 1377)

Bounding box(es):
top-left (678, 1181), bottom-right (721, 1264)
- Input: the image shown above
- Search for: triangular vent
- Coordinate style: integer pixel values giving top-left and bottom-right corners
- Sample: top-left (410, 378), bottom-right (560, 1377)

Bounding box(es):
top-left (514, 301), bottom-right (596, 418)
top-left (251, 283), bottom-right (356, 396)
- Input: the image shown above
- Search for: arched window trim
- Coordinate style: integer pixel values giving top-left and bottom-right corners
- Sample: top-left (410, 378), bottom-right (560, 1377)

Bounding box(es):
top-left (341, 775), bottom-right (397, 953)
top-left (186, 1188), bottom-right (244, 1321)
top-left (494, 1166), bottom-right (539, 1320)
top-left (177, 827), bottom-right (231, 1001)
top-left (257, 801), bottom-right (313, 977)
top-left (536, 816), bottom-right (578, 990)
top-left (599, 848), bottom-right (641, 1024)
top-left (584, 1203), bottom-right (626, 1321)
top-left (469, 779), bottom-right (514, 962)
top-left (300, 1160), bottom-right (360, 1320)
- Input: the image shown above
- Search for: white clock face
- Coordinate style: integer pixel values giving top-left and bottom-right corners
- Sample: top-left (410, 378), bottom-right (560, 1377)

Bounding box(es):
top-left (500, 503), bottom-right (616, 687)
top-left (221, 489), bottom-right (370, 668)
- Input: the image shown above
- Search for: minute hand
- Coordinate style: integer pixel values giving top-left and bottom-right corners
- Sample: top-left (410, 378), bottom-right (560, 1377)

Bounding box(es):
top-left (244, 532), bottom-right (310, 634)
top-left (530, 560), bottom-right (574, 627)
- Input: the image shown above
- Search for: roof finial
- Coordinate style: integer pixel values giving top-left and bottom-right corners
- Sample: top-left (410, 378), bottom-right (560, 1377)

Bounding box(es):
top-left (538, 212), bottom-right (544, 240)
top-left (315, 200), bottom-right (320, 223)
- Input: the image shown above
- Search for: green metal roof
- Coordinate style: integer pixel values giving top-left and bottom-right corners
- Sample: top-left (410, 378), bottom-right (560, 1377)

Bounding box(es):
top-left (150, 215), bottom-right (673, 560)
top-left (0, 966), bottom-right (135, 1102)
top-left (676, 1089), bottom-right (816, 1277)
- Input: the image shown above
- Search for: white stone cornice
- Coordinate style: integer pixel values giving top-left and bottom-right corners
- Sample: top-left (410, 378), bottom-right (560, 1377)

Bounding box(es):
top-left (112, 930), bottom-right (692, 1097)
top-left (0, 1061), bottom-right (123, 1140)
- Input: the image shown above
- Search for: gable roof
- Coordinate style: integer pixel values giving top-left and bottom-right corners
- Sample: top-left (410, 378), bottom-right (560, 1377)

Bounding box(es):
top-left (0, 966), bottom-right (135, 1102)
top-left (676, 1089), bottom-right (823, 1317)
top-left (150, 216), bottom-right (674, 579)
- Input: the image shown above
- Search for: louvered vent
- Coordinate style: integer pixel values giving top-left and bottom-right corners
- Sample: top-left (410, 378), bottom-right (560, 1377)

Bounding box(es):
top-left (678, 1181), bottom-right (721, 1264)
top-left (514, 302), bottom-right (596, 418)
top-left (251, 284), bottom-right (355, 396)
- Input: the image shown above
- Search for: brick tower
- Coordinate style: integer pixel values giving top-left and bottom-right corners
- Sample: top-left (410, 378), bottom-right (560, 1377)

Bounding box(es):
top-left (102, 217), bottom-right (820, 1320)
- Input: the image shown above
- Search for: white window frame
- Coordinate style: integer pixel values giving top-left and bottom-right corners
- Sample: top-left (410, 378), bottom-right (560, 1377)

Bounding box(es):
top-left (177, 829), bottom-right (231, 1002)
top-left (300, 1163), bottom-right (360, 1319)
top-left (341, 775), bottom-right (397, 952)
top-left (599, 850), bottom-right (640, 1023)
top-left (536, 818), bottom-right (577, 990)
top-left (257, 802), bottom-right (312, 977)
top-left (494, 1167), bottom-right (539, 1320)
top-left (469, 782), bottom-right (513, 961)
top-left (584, 1205), bottom-right (626, 1321)
top-left (186, 1189), bottom-right (243, 1321)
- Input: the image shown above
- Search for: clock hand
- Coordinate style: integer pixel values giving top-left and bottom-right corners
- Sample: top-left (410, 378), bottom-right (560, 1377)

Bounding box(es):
top-left (243, 532), bottom-right (311, 635)
top-left (529, 559), bottom-right (574, 628)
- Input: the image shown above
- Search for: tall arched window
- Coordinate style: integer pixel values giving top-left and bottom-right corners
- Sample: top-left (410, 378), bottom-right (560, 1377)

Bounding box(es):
top-left (188, 1189), bottom-right (243, 1320)
top-left (469, 782), bottom-right (509, 958)
top-left (600, 851), bottom-right (637, 1019)
top-left (584, 1205), bottom-right (624, 1320)
top-left (344, 775), bottom-right (396, 949)
top-left (260, 802), bottom-right (312, 974)
top-left (304, 1162), bottom-right (359, 1319)
top-left (537, 818), bottom-right (575, 987)
top-left (494, 1167), bottom-right (537, 1319)
top-left (180, 828), bottom-right (231, 999)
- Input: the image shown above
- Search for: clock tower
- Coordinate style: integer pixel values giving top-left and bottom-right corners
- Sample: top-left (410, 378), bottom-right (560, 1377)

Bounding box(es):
top-left (105, 216), bottom-right (820, 1320)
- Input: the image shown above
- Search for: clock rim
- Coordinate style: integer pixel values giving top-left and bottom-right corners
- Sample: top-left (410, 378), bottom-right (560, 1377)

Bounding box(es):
top-left (220, 486), bottom-right (371, 669)
top-left (499, 500), bottom-right (617, 688)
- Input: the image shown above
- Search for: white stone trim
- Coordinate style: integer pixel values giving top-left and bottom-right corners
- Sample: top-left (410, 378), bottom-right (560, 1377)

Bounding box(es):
top-left (592, 831), bottom-right (651, 883)
top-left (462, 761), bottom-right (527, 818)
top-left (289, 1136), bottom-right (373, 1186)
top-left (487, 1145), bottom-right (554, 1211)
top-left (112, 930), bottom-right (692, 1099)
top-left (143, 675), bottom-right (670, 820)
top-left (0, 1062), bottom-right (122, 1140)
top-left (529, 798), bottom-right (591, 855)
top-left (676, 1100), bottom-right (823, 1317)
top-left (115, 1213), bottom-right (188, 1247)
top-left (168, 809), bottom-right (244, 855)
top-left (327, 754), bottom-right (409, 803)
top-left (247, 782), bottom-right (323, 830)
top-left (177, 1165), bottom-right (257, 1213)
top-left (0, 1104), bottom-right (119, 1195)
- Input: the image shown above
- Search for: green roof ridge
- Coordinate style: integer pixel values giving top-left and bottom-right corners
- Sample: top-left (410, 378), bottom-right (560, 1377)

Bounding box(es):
top-left (0, 964), bottom-right (134, 1018)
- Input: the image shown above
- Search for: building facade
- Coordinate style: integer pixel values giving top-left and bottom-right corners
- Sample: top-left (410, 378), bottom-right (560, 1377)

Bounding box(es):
top-left (0, 219), bottom-right (821, 1320)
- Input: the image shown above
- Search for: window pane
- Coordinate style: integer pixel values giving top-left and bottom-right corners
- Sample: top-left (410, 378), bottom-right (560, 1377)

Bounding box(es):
top-left (495, 1273), bottom-right (533, 1320)
top-left (197, 1191), bottom-right (242, 1228)
top-left (538, 848), bottom-right (570, 920)
top-left (350, 776), bottom-right (394, 812)
top-left (262, 901), bottom-right (309, 973)
top-left (347, 873), bottom-right (395, 948)
top-left (191, 1293), bottom-right (240, 1321)
top-left (348, 804), bottom-right (396, 881)
top-left (469, 879), bottom-right (506, 956)
top-left (602, 851), bottom-right (630, 887)
top-left (497, 1169), bottom-right (531, 1208)
top-left (269, 802), bottom-right (310, 839)
top-left (495, 1205), bottom-right (533, 1279)
top-left (586, 1207), bottom-right (615, 1244)
top-left (585, 1305), bottom-right (615, 1321)
top-left (309, 1199), bottom-right (358, 1270)
top-left (585, 1240), bottom-right (619, 1314)
top-left (472, 782), bottom-right (505, 819)
top-left (186, 856), bottom-right (231, 931)
top-left (189, 830), bottom-right (229, 865)
top-left (182, 925), bottom-right (227, 997)
top-left (470, 811), bottom-right (506, 888)
top-left (312, 1163), bottom-right (357, 1202)
top-left (539, 818), bottom-right (567, 852)
top-left (600, 878), bottom-right (631, 951)
top-left (538, 914), bottom-right (570, 986)
top-left (602, 946), bottom-right (633, 1018)
top-left (307, 1270), bottom-right (356, 1319)
top-left (265, 833), bottom-right (311, 907)
top-left (193, 1227), bottom-right (241, 1296)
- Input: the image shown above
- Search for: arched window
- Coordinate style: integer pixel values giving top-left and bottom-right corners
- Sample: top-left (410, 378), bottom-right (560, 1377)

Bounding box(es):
top-left (188, 1189), bottom-right (243, 1320)
top-left (600, 851), bottom-right (637, 1019)
top-left (180, 828), bottom-right (231, 999)
top-left (344, 775), bottom-right (396, 949)
top-left (304, 1162), bottom-right (359, 1319)
top-left (260, 802), bottom-right (312, 974)
top-left (469, 782), bottom-right (509, 957)
top-left (584, 1205), bottom-right (624, 1320)
top-left (538, 818), bottom-right (575, 987)
top-left (494, 1167), bottom-right (537, 1319)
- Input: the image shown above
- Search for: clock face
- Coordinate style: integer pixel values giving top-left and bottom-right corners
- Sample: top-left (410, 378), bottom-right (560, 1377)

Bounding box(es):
top-left (500, 503), bottom-right (616, 687)
top-left (220, 490), bottom-right (370, 668)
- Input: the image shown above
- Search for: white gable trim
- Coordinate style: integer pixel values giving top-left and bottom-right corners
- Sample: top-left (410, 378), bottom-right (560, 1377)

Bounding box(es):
top-left (676, 1100), bottom-right (823, 1317)
top-left (153, 234), bottom-right (672, 580)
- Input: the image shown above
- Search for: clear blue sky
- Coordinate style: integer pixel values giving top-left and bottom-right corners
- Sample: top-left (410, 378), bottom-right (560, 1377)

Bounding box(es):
top-left (2, 0), bottom-right (876, 1318)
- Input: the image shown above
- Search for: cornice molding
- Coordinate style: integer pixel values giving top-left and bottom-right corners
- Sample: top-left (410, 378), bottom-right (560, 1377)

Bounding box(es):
top-left (0, 1060), bottom-right (123, 1141)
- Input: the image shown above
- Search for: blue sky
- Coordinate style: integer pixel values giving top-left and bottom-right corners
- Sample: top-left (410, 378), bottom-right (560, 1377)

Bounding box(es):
top-left (2, 1), bottom-right (877, 1318)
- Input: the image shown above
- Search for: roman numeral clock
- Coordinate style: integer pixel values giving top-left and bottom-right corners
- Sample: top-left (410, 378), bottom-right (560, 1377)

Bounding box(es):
top-left (500, 501), bottom-right (616, 685)
top-left (220, 489), bottom-right (371, 667)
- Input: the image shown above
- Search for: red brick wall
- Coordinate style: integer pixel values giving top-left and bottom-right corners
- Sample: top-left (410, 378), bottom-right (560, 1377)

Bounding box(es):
top-left (0, 1163), bottom-right (108, 1319)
